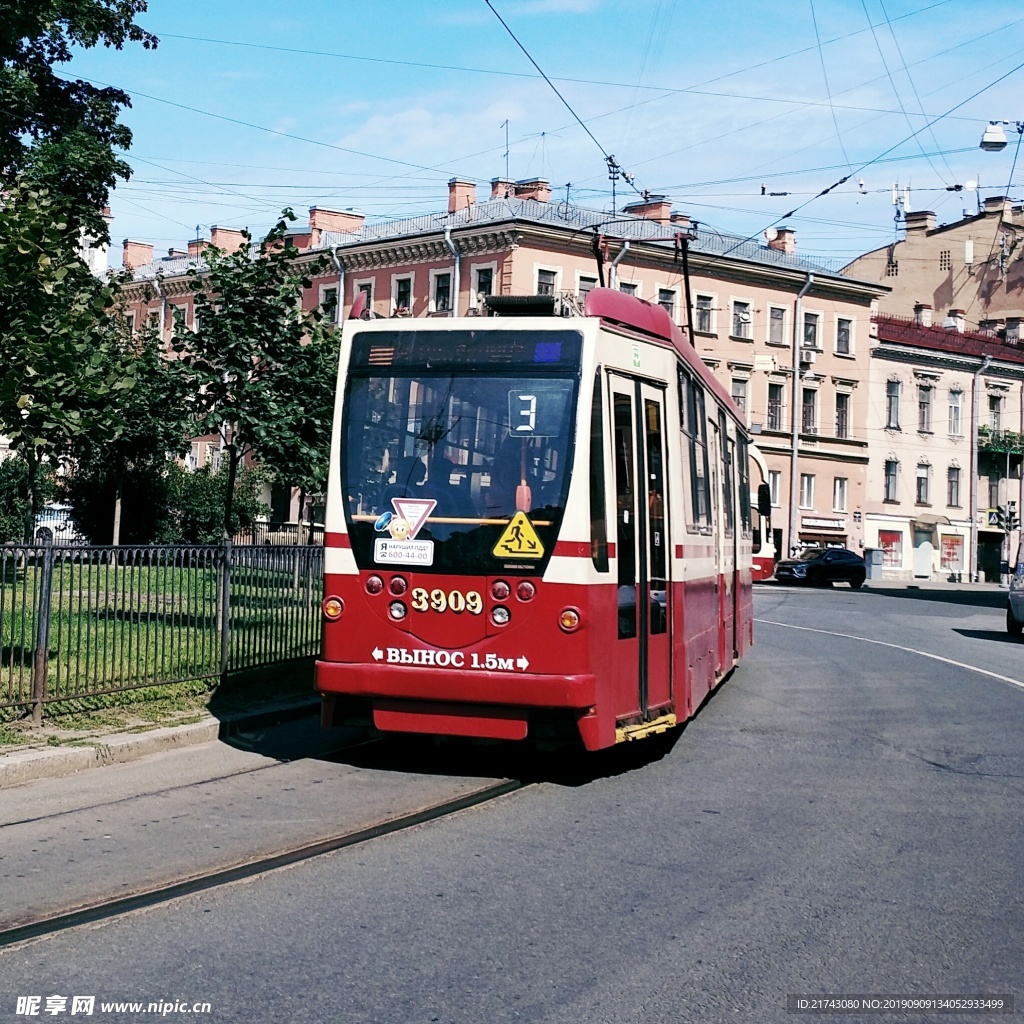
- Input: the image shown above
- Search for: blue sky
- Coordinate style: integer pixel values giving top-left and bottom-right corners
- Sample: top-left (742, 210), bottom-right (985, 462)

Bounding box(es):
top-left (66, 0), bottom-right (1024, 265)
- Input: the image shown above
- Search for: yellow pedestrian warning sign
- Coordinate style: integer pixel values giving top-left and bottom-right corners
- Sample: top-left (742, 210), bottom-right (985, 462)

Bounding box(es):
top-left (492, 512), bottom-right (545, 560)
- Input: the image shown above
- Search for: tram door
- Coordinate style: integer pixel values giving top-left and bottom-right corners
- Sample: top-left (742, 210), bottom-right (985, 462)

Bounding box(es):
top-left (610, 375), bottom-right (671, 717)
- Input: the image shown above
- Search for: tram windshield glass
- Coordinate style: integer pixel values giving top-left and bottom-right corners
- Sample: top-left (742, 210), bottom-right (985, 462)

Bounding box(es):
top-left (341, 329), bottom-right (582, 575)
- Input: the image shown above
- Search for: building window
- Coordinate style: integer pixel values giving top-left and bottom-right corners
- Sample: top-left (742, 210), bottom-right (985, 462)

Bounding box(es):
top-left (989, 394), bottom-right (1002, 432)
top-left (171, 305), bottom-right (187, 333)
top-left (803, 312), bottom-right (820, 349)
top-left (731, 301), bottom-right (752, 339)
top-left (885, 260), bottom-right (899, 277)
top-left (833, 477), bottom-right (847, 512)
top-left (879, 529), bottom-right (903, 566)
top-left (768, 470), bottom-right (782, 506)
top-left (799, 473), bottom-right (815, 509)
top-left (475, 266), bottom-right (493, 300)
top-left (884, 459), bottom-right (898, 502)
top-left (619, 281), bottom-right (638, 297)
top-left (695, 295), bottom-right (714, 334)
top-left (948, 391), bottom-right (962, 435)
top-left (731, 378), bottom-right (747, 412)
top-left (357, 281), bottom-right (373, 308)
top-left (989, 472), bottom-right (1000, 510)
top-left (836, 317), bottom-right (852, 355)
top-left (939, 249), bottom-right (951, 270)
top-left (918, 385), bottom-right (932, 432)
top-left (768, 306), bottom-right (786, 345)
top-left (392, 277), bottom-right (411, 315)
top-left (578, 275), bottom-right (597, 302)
top-left (947, 466), bottom-right (961, 507)
top-left (886, 380), bottom-right (901, 430)
top-left (767, 383), bottom-right (784, 431)
top-left (537, 269), bottom-right (556, 295)
top-left (320, 285), bottom-right (339, 322)
top-left (658, 288), bottom-right (676, 319)
top-left (916, 463), bottom-right (930, 504)
top-left (801, 387), bottom-right (817, 434)
top-left (434, 272), bottom-right (452, 311)
top-left (835, 392), bottom-right (850, 439)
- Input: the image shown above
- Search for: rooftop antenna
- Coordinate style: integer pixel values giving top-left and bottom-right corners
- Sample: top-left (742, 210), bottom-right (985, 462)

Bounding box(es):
top-left (891, 179), bottom-right (911, 237)
top-left (501, 119), bottom-right (509, 184)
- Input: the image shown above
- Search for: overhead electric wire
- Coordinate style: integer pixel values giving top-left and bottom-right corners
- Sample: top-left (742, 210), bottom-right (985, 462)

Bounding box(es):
top-left (809, 0), bottom-right (853, 169)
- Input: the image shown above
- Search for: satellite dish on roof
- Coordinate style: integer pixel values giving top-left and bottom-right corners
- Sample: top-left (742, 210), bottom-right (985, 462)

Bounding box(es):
top-left (764, 227), bottom-right (778, 243)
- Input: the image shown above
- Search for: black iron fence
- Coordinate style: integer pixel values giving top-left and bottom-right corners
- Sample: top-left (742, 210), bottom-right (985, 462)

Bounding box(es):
top-left (0, 542), bottom-right (323, 722)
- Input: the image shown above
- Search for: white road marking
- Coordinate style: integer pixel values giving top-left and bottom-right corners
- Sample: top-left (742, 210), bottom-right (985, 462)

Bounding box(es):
top-left (756, 618), bottom-right (1024, 692)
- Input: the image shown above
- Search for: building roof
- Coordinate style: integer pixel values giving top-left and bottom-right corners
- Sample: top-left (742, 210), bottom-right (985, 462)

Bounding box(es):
top-left (873, 313), bottom-right (1024, 366)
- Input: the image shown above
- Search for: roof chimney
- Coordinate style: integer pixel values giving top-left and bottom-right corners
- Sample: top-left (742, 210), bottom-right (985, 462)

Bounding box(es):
top-left (448, 178), bottom-right (477, 214)
top-left (514, 178), bottom-right (551, 203)
top-left (904, 210), bottom-right (936, 233)
top-left (308, 207), bottom-right (365, 246)
top-left (767, 227), bottom-right (797, 255)
top-left (943, 308), bottom-right (966, 332)
top-left (187, 238), bottom-right (209, 259)
top-left (622, 195), bottom-right (673, 225)
top-left (490, 177), bottom-right (514, 200)
top-left (983, 195), bottom-right (1012, 217)
top-left (913, 302), bottom-right (933, 327)
top-left (209, 226), bottom-right (247, 252)
top-left (122, 239), bottom-right (154, 270)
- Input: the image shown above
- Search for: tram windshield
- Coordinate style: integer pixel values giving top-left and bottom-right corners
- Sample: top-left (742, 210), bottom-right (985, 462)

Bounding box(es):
top-left (341, 329), bottom-right (582, 575)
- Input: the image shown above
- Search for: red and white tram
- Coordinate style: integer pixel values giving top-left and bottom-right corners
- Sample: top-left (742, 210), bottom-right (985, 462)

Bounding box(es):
top-left (315, 289), bottom-right (758, 751)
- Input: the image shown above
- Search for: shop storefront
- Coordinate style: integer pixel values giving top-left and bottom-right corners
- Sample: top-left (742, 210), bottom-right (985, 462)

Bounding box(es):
top-left (798, 516), bottom-right (847, 551)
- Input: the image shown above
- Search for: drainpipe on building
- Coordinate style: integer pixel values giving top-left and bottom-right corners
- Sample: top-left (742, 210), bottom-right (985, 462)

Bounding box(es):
top-left (788, 273), bottom-right (814, 557)
top-left (443, 224), bottom-right (460, 316)
top-left (969, 354), bottom-right (992, 582)
top-left (329, 252), bottom-right (345, 324)
top-left (608, 240), bottom-right (631, 290)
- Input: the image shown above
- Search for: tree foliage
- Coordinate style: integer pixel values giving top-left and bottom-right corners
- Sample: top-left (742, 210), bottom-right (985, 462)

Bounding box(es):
top-left (172, 212), bottom-right (337, 536)
top-left (0, 0), bottom-right (156, 240)
top-left (161, 463), bottom-right (268, 545)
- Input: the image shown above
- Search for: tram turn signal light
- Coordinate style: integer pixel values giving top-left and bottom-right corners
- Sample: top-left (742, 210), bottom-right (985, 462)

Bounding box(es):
top-left (559, 608), bottom-right (581, 632)
top-left (490, 580), bottom-right (510, 601)
top-left (388, 575), bottom-right (408, 595)
top-left (365, 575), bottom-right (384, 595)
top-left (388, 601), bottom-right (408, 621)
top-left (491, 605), bottom-right (511, 626)
top-left (322, 596), bottom-right (344, 621)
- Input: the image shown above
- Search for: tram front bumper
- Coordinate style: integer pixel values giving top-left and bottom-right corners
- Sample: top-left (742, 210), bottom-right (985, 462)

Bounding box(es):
top-left (314, 660), bottom-right (596, 709)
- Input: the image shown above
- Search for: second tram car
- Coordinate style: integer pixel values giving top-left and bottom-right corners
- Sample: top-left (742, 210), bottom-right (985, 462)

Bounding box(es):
top-left (315, 289), bottom-right (758, 751)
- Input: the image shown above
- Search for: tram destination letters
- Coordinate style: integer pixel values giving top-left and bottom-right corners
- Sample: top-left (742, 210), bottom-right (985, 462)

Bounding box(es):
top-left (786, 995), bottom-right (1013, 1014)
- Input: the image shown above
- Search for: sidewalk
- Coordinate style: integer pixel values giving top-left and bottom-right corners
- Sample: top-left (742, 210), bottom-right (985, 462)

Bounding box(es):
top-left (0, 661), bottom-right (320, 790)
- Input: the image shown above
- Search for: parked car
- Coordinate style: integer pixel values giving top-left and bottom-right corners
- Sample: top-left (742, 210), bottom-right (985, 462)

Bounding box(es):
top-left (1007, 540), bottom-right (1024, 637)
top-left (774, 547), bottom-right (866, 588)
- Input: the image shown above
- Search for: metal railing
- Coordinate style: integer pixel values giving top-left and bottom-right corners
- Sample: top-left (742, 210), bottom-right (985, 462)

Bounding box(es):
top-left (0, 542), bottom-right (323, 722)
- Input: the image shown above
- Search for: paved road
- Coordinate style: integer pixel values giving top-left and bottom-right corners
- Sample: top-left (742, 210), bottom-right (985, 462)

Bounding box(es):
top-left (0, 587), bottom-right (1021, 1024)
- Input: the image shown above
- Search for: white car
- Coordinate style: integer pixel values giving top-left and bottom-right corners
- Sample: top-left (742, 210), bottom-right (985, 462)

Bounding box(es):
top-left (1008, 540), bottom-right (1024, 638)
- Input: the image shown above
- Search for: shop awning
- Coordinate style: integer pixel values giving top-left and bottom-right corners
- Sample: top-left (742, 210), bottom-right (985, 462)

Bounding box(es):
top-left (913, 513), bottom-right (951, 527)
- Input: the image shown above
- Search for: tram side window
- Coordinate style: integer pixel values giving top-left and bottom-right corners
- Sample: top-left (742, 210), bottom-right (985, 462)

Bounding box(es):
top-left (737, 437), bottom-right (752, 539)
top-left (720, 412), bottom-right (735, 538)
top-left (679, 367), bottom-right (712, 533)
top-left (613, 395), bottom-right (637, 639)
top-left (589, 372), bottom-right (609, 572)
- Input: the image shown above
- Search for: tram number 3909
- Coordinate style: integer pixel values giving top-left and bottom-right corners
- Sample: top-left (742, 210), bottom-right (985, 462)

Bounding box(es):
top-left (409, 588), bottom-right (483, 615)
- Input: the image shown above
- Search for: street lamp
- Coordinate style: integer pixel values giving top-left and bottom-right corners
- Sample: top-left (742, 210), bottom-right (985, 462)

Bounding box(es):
top-left (979, 120), bottom-right (1024, 152)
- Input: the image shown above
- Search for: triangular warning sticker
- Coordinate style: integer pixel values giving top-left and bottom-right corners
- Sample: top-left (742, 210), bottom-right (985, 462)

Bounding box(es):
top-left (391, 497), bottom-right (437, 539)
top-left (492, 511), bottom-right (544, 560)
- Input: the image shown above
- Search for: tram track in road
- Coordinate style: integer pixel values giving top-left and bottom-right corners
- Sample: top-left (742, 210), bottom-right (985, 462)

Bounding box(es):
top-left (0, 777), bottom-right (525, 951)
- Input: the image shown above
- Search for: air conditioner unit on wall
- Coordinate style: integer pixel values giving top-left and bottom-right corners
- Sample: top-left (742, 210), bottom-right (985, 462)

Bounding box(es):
top-left (799, 348), bottom-right (817, 364)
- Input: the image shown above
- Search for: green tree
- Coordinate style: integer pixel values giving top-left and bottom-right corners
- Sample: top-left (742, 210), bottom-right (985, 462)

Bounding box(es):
top-left (0, 0), bottom-right (157, 241)
top-left (0, 181), bottom-right (138, 539)
top-left (161, 463), bottom-right (267, 545)
top-left (172, 212), bottom-right (336, 538)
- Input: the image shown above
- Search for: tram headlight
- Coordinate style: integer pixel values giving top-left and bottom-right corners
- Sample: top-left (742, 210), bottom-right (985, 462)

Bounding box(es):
top-left (388, 575), bottom-right (408, 595)
top-left (558, 607), bottom-right (581, 632)
top-left (516, 580), bottom-right (536, 602)
top-left (322, 596), bottom-right (344, 621)
top-left (491, 605), bottom-right (511, 626)
top-left (388, 601), bottom-right (408, 621)
top-left (365, 575), bottom-right (384, 595)
top-left (490, 580), bottom-right (510, 600)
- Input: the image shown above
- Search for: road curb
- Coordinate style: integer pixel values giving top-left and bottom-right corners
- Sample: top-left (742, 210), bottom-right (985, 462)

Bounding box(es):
top-left (0, 699), bottom-right (320, 790)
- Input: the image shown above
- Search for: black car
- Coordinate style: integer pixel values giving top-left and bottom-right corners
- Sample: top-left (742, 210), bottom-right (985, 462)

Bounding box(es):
top-left (774, 547), bottom-right (866, 588)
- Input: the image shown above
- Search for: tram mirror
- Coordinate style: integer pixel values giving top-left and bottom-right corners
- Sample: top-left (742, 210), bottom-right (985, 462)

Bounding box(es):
top-left (757, 483), bottom-right (772, 518)
top-left (508, 385), bottom-right (572, 437)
